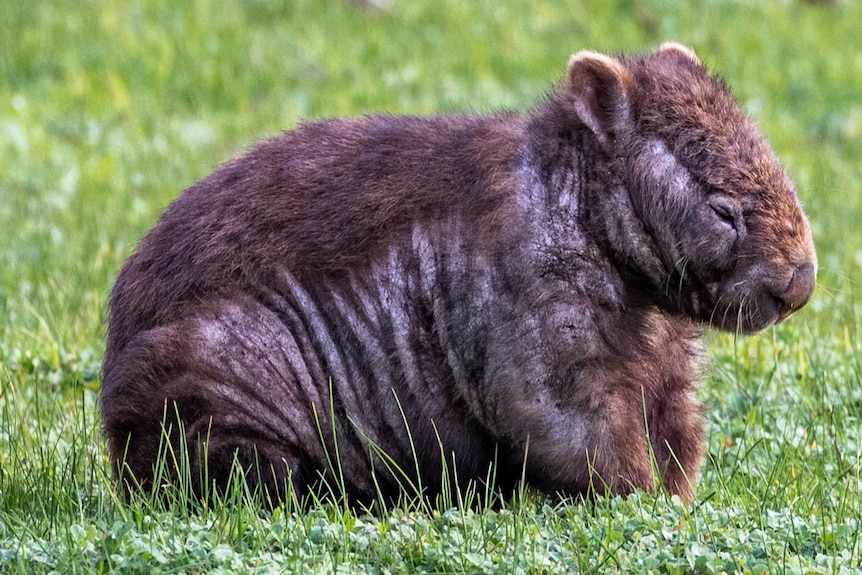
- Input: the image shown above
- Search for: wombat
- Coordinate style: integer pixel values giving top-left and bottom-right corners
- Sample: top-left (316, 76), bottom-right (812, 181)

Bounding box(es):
top-left (101, 43), bottom-right (816, 505)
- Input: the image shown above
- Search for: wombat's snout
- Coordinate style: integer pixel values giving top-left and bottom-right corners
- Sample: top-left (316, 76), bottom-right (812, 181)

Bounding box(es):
top-left (774, 262), bottom-right (816, 321)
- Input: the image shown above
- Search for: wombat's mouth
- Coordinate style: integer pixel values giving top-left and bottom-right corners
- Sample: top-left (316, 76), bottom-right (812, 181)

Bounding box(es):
top-left (708, 262), bottom-right (816, 334)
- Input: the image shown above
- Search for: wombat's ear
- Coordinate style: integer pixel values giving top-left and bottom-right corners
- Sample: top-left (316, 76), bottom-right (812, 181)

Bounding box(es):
top-left (567, 51), bottom-right (634, 150)
top-left (657, 42), bottom-right (701, 65)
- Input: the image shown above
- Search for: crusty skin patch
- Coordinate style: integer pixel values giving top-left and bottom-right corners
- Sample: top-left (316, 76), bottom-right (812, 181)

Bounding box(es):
top-left (101, 43), bottom-right (816, 507)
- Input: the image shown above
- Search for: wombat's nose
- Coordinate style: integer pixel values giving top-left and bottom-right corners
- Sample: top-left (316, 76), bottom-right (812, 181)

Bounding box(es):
top-left (776, 262), bottom-right (816, 320)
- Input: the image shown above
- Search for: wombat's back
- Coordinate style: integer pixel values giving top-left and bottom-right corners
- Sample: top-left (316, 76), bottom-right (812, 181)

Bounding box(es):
top-left (104, 114), bottom-right (526, 366)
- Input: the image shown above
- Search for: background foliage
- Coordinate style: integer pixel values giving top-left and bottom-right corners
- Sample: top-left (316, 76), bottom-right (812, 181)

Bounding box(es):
top-left (1, 0), bottom-right (860, 572)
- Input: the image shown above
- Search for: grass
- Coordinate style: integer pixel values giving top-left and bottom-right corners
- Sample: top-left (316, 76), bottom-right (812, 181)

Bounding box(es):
top-left (1, 0), bottom-right (861, 572)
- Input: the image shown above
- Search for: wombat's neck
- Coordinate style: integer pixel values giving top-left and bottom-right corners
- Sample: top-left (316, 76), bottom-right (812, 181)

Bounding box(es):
top-left (525, 92), bottom-right (677, 312)
top-left (525, 93), bottom-right (605, 193)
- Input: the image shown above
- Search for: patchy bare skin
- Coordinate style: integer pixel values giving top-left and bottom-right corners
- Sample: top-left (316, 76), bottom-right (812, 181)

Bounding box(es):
top-left (101, 44), bottom-right (816, 505)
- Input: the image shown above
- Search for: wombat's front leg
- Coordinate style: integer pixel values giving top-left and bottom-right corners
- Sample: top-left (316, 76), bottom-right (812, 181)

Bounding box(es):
top-left (522, 380), bottom-right (702, 501)
top-left (483, 342), bottom-right (704, 501)
top-left (642, 382), bottom-right (705, 501)
top-left (589, 368), bottom-right (705, 501)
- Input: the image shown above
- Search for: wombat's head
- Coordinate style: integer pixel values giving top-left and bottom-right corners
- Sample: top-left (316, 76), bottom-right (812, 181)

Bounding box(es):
top-left (568, 43), bottom-right (816, 333)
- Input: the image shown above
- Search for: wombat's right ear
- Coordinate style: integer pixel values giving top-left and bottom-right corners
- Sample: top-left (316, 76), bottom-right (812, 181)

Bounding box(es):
top-left (567, 51), bottom-right (633, 150)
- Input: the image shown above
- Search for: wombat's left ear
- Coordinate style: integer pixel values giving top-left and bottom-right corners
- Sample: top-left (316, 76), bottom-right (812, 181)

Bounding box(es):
top-left (567, 51), bottom-right (634, 150)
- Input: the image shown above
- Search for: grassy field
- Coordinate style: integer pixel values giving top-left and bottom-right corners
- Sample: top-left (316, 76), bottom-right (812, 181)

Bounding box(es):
top-left (1, 0), bottom-right (861, 572)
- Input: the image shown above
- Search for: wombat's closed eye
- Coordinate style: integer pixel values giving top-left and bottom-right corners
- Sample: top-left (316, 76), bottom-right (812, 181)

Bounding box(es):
top-left (101, 42), bottom-right (816, 507)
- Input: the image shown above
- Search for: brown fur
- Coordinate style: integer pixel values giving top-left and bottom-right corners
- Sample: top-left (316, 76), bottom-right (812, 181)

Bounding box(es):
top-left (101, 44), bottom-right (816, 505)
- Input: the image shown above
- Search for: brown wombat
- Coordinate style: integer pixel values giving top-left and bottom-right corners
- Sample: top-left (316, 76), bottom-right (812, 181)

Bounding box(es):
top-left (101, 43), bottom-right (816, 505)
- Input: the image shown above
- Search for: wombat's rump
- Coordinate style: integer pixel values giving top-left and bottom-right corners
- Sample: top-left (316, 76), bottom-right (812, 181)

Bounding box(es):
top-left (101, 44), bottom-right (816, 505)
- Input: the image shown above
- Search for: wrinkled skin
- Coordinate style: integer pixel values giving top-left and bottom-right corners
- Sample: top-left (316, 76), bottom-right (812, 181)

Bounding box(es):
top-left (101, 44), bottom-right (816, 506)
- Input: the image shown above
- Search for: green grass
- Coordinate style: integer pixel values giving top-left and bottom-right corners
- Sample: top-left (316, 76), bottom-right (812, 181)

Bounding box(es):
top-left (1, 0), bottom-right (861, 572)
